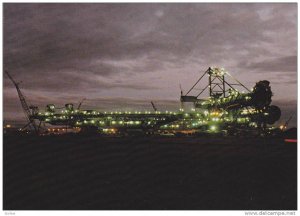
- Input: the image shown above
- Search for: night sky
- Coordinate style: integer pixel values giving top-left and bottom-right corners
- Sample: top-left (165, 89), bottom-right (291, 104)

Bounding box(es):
top-left (3, 3), bottom-right (297, 127)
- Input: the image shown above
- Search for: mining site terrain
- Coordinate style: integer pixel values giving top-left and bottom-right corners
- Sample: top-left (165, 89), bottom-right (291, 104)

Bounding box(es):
top-left (3, 134), bottom-right (297, 210)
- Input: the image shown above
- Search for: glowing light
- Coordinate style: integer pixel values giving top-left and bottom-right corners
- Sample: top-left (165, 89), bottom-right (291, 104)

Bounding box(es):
top-left (210, 125), bottom-right (216, 131)
top-left (285, 139), bottom-right (297, 143)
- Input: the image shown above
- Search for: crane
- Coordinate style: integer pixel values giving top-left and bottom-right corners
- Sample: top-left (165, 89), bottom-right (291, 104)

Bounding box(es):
top-left (5, 70), bottom-right (38, 133)
top-left (151, 101), bottom-right (157, 112)
top-left (77, 98), bottom-right (86, 110)
top-left (280, 114), bottom-right (293, 130)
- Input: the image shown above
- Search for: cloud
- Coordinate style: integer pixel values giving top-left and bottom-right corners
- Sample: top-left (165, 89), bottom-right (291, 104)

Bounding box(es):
top-left (3, 3), bottom-right (297, 124)
top-left (241, 55), bottom-right (297, 73)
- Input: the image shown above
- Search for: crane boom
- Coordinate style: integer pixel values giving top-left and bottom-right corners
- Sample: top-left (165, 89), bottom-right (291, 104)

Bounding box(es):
top-left (151, 101), bottom-right (157, 112)
top-left (77, 98), bottom-right (86, 110)
top-left (5, 70), bottom-right (38, 133)
top-left (284, 114), bottom-right (293, 128)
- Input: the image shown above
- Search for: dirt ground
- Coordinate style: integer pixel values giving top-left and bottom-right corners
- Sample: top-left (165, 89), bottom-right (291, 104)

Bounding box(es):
top-left (3, 135), bottom-right (297, 210)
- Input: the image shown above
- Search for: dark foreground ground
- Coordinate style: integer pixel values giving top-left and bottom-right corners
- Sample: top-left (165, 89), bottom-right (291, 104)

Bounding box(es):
top-left (3, 135), bottom-right (297, 210)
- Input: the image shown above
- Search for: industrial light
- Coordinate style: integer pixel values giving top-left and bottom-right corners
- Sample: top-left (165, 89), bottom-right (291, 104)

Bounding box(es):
top-left (279, 125), bottom-right (286, 130)
top-left (210, 125), bottom-right (217, 131)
